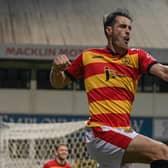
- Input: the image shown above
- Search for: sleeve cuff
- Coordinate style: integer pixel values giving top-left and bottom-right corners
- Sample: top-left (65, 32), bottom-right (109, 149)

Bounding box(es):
top-left (64, 70), bottom-right (76, 81)
top-left (147, 61), bottom-right (158, 74)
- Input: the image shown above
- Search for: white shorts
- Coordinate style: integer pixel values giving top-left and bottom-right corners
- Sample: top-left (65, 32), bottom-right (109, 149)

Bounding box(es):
top-left (85, 126), bottom-right (138, 168)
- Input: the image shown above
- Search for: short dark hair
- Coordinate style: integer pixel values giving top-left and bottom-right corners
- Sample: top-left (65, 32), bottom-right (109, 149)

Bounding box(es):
top-left (103, 8), bottom-right (133, 28)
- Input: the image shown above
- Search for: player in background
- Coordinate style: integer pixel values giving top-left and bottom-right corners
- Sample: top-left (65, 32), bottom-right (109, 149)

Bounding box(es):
top-left (50, 8), bottom-right (168, 168)
top-left (43, 143), bottom-right (71, 168)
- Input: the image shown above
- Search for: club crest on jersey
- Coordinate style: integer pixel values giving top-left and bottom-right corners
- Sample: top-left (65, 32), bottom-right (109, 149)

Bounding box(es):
top-left (121, 57), bottom-right (130, 65)
top-left (104, 67), bottom-right (125, 81)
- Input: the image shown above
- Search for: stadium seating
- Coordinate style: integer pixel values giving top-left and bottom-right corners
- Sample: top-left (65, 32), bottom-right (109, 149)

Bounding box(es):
top-left (0, 0), bottom-right (168, 47)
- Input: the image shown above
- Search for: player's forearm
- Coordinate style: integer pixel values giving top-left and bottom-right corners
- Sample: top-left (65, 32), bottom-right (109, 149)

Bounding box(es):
top-left (150, 63), bottom-right (168, 82)
top-left (50, 54), bottom-right (72, 88)
top-left (50, 67), bottom-right (70, 88)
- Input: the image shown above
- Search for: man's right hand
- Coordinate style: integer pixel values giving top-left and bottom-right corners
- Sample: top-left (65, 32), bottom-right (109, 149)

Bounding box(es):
top-left (52, 55), bottom-right (71, 72)
top-left (50, 55), bottom-right (72, 88)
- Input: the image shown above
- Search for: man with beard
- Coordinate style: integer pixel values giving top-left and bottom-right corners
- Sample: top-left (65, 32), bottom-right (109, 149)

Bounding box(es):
top-left (43, 144), bottom-right (71, 168)
top-left (50, 8), bottom-right (168, 168)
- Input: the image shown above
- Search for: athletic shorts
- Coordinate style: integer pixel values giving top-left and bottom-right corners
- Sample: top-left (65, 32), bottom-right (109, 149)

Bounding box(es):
top-left (85, 126), bottom-right (138, 168)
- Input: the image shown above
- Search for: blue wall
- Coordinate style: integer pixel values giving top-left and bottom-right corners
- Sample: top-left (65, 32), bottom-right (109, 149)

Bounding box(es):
top-left (0, 113), bottom-right (153, 138)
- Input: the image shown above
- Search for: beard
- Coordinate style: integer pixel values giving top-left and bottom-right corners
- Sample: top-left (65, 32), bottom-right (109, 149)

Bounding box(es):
top-left (112, 37), bottom-right (128, 55)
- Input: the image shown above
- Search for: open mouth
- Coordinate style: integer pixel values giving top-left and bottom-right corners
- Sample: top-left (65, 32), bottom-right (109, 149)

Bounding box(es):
top-left (124, 37), bottom-right (129, 44)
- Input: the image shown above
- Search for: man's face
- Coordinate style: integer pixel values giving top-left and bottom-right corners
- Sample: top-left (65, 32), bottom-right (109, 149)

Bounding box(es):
top-left (56, 145), bottom-right (69, 161)
top-left (107, 16), bottom-right (132, 51)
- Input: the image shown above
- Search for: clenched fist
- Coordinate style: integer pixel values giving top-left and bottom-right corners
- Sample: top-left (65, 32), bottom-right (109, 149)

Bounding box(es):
top-left (52, 55), bottom-right (71, 72)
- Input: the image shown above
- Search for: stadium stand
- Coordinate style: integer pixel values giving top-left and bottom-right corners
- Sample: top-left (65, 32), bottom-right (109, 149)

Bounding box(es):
top-left (0, 0), bottom-right (168, 47)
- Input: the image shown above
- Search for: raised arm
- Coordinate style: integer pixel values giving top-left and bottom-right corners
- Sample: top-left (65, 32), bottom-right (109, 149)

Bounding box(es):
top-left (149, 63), bottom-right (168, 82)
top-left (50, 55), bottom-right (72, 88)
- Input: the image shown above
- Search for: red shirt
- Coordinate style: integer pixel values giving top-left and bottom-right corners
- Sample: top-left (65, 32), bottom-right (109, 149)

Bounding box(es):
top-left (43, 159), bottom-right (71, 168)
top-left (65, 47), bottom-right (157, 128)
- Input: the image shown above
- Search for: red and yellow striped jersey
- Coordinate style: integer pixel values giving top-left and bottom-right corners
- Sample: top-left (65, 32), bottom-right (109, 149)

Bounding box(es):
top-left (65, 48), bottom-right (157, 128)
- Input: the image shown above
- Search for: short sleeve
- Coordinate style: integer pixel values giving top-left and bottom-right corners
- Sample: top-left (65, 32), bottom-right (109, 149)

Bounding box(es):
top-left (138, 49), bottom-right (157, 74)
top-left (64, 53), bottom-right (84, 81)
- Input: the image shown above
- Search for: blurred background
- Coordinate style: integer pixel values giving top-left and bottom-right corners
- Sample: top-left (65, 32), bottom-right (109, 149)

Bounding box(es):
top-left (0, 0), bottom-right (168, 168)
